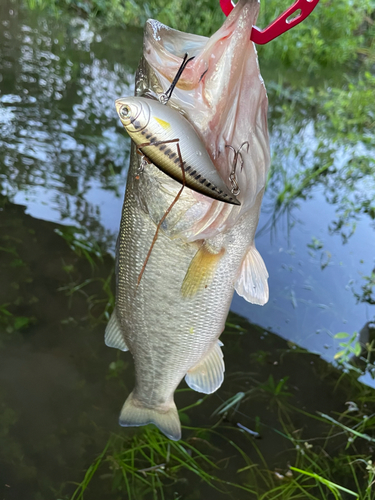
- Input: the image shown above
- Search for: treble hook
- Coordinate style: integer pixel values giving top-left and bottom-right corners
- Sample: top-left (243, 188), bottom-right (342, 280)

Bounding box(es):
top-left (159, 53), bottom-right (195, 105)
top-left (225, 141), bottom-right (249, 196)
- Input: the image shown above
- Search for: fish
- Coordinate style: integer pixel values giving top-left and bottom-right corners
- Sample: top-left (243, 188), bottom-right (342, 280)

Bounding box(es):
top-left (106, 0), bottom-right (270, 441)
top-left (115, 96), bottom-right (241, 205)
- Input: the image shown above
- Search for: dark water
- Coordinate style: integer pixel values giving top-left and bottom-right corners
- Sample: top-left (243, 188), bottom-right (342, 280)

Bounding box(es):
top-left (0, 1), bottom-right (375, 499)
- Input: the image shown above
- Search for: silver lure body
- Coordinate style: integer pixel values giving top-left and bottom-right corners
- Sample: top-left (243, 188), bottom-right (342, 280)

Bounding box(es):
top-left (115, 96), bottom-right (240, 205)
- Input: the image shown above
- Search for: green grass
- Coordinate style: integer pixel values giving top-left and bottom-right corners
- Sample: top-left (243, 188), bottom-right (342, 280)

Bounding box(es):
top-left (69, 350), bottom-right (375, 500)
top-left (70, 415), bottom-right (375, 500)
top-left (70, 428), bottom-right (260, 499)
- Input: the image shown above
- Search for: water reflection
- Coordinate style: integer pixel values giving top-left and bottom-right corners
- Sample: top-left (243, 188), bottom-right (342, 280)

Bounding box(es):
top-left (0, 2), bottom-right (143, 248)
top-left (265, 77), bottom-right (375, 244)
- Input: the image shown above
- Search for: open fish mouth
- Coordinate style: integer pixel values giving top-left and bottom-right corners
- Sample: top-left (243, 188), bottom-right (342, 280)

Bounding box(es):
top-left (142, 0), bottom-right (270, 221)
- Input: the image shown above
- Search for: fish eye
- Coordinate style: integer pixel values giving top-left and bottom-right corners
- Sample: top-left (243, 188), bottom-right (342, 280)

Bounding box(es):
top-left (119, 105), bottom-right (131, 119)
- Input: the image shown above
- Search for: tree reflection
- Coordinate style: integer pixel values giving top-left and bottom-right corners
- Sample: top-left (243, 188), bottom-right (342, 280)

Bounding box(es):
top-left (263, 74), bottom-right (375, 242)
top-left (0, 3), bottom-right (140, 251)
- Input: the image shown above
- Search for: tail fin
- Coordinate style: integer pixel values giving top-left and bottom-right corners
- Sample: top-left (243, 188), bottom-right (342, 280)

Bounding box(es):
top-left (119, 392), bottom-right (181, 441)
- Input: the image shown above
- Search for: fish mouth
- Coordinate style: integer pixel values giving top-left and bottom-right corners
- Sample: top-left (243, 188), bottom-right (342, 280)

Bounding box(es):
top-left (142, 0), bottom-right (269, 214)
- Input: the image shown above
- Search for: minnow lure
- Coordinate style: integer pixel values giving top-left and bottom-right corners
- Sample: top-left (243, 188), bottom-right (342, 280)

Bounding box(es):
top-left (115, 96), bottom-right (240, 206)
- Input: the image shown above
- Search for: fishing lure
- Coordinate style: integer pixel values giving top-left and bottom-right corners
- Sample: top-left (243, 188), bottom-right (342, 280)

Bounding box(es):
top-left (116, 94), bottom-right (242, 285)
top-left (116, 96), bottom-right (240, 206)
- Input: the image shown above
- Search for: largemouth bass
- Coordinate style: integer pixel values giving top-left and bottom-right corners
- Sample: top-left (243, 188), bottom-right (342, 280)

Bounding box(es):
top-left (106, 0), bottom-right (270, 441)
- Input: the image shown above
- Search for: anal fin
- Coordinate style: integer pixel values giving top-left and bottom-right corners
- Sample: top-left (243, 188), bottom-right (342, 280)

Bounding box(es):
top-left (105, 309), bottom-right (129, 351)
top-left (181, 244), bottom-right (225, 298)
top-left (235, 244), bottom-right (269, 305)
top-left (185, 341), bottom-right (225, 394)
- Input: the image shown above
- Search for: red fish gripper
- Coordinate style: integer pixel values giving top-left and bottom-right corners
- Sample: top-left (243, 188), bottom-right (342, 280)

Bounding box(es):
top-left (220, 0), bottom-right (320, 44)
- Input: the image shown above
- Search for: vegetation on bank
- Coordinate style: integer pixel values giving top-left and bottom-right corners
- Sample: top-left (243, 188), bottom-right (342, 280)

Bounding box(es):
top-left (25, 0), bottom-right (374, 73)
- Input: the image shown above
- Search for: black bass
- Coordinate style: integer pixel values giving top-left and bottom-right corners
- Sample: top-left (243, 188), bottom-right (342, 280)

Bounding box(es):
top-left (106, 0), bottom-right (270, 441)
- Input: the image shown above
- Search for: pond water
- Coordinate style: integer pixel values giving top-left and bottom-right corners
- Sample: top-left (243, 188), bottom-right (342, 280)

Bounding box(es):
top-left (0, 1), bottom-right (374, 499)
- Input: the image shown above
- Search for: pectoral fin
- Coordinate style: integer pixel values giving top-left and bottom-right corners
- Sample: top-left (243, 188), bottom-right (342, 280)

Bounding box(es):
top-left (185, 341), bottom-right (225, 394)
top-left (235, 244), bottom-right (269, 305)
top-left (105, 309), bottom-right (129, 351)
top-left (181, 244), bottom-right (225, 298)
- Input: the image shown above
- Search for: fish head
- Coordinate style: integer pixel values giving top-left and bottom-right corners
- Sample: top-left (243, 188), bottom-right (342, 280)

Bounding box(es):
top-left (141, 0), bottom-right (270, 237)
top-left (115, 96), bottom-right (151, 135)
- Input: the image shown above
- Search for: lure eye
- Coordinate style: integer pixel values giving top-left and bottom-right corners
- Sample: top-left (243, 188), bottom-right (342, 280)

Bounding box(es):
top-left (119, 105), bottom-right (131, 119)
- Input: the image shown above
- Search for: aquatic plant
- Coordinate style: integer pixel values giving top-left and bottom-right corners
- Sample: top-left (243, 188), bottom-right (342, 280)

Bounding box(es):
top-left (354, 269), bottom-right (375, 306)
top-left (70, 393), bottom-right (375, 499)
top-left (55, 227), bottom-right (104, 270)
top-left (334, 332), bottom-right (362, 363)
